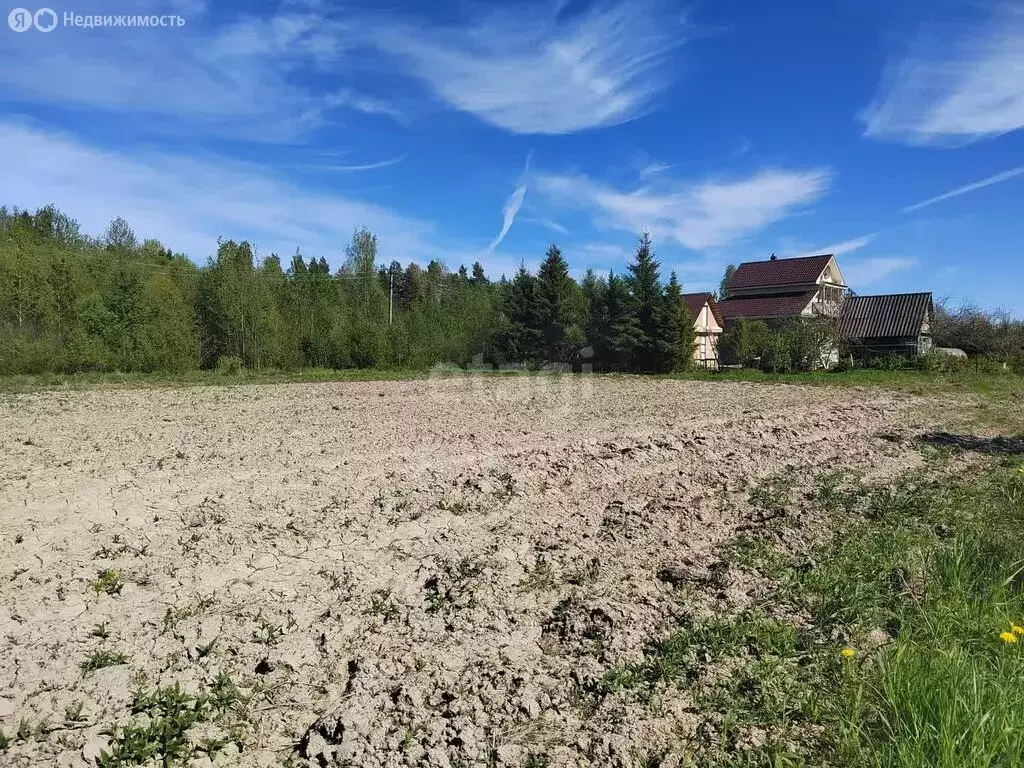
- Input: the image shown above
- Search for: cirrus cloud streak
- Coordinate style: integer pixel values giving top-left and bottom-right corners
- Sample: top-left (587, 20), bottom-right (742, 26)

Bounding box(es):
top-left (536, 167), bottom-right (831, 251)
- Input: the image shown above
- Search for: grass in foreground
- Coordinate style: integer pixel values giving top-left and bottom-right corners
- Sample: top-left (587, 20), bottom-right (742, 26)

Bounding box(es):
top-left (0, 366), bottom-right (432, 394)
top-left (831, 467), bottom-right (1024, 768)
top-left (668, 366), bottom-right (1024, 400)
top-left (605, 461), bottom-right (1024, 767)
top-left (2, 363), bottom-right (1021, 402)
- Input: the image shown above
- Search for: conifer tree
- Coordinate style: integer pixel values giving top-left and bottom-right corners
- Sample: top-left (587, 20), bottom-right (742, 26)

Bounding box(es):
top-left (606, 272), bottom-right (642, 371)
top-left (494, 266), bottom-right (543, 366)
top-left (535, 244), bottom-right (585, 364)
top-left (579, 269), bottom-right (607, 366)
top-left (471, 261), bottom-right (488, 285)
top-left (624, 232), bottom-right (670, 372)
top-left (663, 272), bottom-right (696, 371)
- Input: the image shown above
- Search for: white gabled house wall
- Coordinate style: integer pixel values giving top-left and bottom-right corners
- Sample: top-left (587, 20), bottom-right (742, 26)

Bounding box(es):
top-left (810, 257), bottom-right (847, 318)
top-left (695, 302), bottom-right (721, 367)
top-left (683, 294), bottom-right (724, 369)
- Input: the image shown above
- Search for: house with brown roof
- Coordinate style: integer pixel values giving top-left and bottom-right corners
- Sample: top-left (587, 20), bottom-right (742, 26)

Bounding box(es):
top-left (718, 253), bottom-right (847, 323)
top-left (839, 293), bottom-right (934, 360)
top-left (681, 292), bottom-right (723, 369)
top-left (715, 252), bottom-right (934, 367)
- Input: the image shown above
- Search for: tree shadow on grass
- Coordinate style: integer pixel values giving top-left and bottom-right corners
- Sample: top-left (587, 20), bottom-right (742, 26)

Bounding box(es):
top-left (917, 432), bottom-right (1024, 456)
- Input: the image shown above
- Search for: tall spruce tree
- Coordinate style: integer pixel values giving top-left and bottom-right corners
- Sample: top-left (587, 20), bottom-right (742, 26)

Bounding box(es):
top-left (470, 261), bottom-right (488, 285)
top-left (624, 232), bottom-right (670, 372)
top-left (579, 269), bottom-right (606, 365)
top-left (494, 266), bottom-right (543, 366)
top-left (535, 244), bottom-right (585, 364)
top-left (663, 272), bottom-right (696, 372)
top-left (606, 271), bottom-right (642, 371)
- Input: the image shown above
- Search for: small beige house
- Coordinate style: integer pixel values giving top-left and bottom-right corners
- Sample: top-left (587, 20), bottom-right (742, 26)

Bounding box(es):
top-left (682, 292), bottom-right (724, 369)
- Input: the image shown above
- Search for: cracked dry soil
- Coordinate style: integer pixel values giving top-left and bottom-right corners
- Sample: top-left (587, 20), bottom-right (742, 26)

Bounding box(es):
top-left (0, 375), bottom-right (936, 766)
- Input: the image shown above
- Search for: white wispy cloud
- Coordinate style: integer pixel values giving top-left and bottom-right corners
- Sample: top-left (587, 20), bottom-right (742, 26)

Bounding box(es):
top-left (487, 154), bottom-right (532, 251)
top-left (521, 217), bottom-right (569, 235)
top-left (0, 1), bottom-right (682, 138)
top-left (323, 89), bottom-right (406, 122)
top-left (843, 257), bottom-right (917, 288)
top-left (370, 1), bottom-right (684, 134)
top-left (640, 162), bottom-right (674, 180)
top-left (733, 138), bottom-right (754, 157)
top-left (0, 7), bottom-right (389, 140)
top-left (314, 155), bottom-right (408, 172)
top-left (536, 167), bottom-right (831, 250)
top-left (862, 3), bottom-right (1024, 145)
top-left (798, 233), bottom-right (877, 257)
top-left (0, 121), bottom-right (436, 265)
top-left (487, 183), bottom-right (527, 251)
top-left (901, 166), bottom-right (1024, 213)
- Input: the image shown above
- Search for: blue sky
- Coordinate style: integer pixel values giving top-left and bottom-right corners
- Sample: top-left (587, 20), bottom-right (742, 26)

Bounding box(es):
top-left (1, 0), bottom-right (1022, 311)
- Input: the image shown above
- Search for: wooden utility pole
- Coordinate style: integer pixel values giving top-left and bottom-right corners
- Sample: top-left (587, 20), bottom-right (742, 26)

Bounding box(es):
top-left (389, 266), bottom-right (394, 326)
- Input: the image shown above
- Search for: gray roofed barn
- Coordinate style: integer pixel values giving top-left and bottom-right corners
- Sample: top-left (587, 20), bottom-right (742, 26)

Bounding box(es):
top-left (839, 292), bottom-right (934, 359)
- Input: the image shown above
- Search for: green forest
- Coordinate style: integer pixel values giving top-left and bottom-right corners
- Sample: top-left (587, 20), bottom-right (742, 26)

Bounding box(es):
top-left (0, 205), bottom-right (697, 376)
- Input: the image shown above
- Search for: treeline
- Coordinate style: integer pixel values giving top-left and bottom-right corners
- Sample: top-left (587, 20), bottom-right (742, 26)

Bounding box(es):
top-left (0, 205), bottom-right (696, 376)
top-left (932, 303), bottom-right (1024, 362)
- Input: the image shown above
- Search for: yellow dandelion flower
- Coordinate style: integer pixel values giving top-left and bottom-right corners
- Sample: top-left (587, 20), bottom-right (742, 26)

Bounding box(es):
top-left (1011, 624), bottom-right (1024, 636)
top-left (840, 647), bottom-right (856, 658)
top-left (999, 631), bottom-right (1018, 644)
